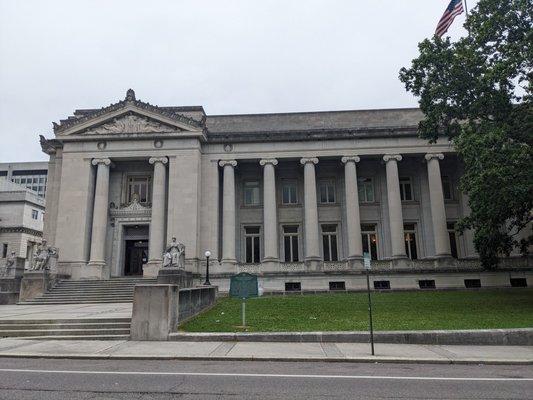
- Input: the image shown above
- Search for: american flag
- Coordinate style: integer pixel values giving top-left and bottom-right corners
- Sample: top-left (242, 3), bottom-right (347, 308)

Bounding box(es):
top-left (435, 0), bottom-right (464, 37)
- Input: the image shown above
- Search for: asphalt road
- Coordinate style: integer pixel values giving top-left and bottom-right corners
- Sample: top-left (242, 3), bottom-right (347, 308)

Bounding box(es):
top-left (0, 358), bottom-right (531, 399)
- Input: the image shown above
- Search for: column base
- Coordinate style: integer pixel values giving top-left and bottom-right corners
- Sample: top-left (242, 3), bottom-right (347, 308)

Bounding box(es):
top-left (304, 257), bottom-right (322, 271)
top-left (346, 257), bottom-right (364, 270)
top-left (220, 259), bottom-right (237, 274)
top-left (261, 258), bottom-right (280, 272)
top-left (143, 260), bottom-right (162, 277)
top-left (80, 261), bottom-right (108, 280)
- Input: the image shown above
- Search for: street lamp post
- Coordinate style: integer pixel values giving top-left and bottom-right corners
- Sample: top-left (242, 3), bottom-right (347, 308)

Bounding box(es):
top-left (204, 250), bottom-right (211, 286)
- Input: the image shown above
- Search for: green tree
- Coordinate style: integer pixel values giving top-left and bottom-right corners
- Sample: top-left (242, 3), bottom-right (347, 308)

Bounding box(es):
top-left (399, 0), bottom-right (532, 268)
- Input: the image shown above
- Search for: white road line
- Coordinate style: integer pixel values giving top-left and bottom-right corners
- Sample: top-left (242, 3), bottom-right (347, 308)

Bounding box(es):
top-left (0, 369), bottom-right (531, 382)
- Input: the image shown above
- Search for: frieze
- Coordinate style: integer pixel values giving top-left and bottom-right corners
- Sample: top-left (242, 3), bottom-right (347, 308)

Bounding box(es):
top-left (83, 114), bottom-right (178, 135)
top-left (323, 261), bottom-right (350, 271)
top-left (0, 226), bottom-right (42, 237)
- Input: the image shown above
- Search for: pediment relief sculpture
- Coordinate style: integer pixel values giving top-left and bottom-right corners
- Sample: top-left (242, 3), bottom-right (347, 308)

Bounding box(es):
top-left (83, 114), bottom-right (178, 135)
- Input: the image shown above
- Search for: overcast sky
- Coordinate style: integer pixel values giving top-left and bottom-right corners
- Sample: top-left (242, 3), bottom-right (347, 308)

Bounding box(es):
top-left (0, 0), bottom-right (474, 162)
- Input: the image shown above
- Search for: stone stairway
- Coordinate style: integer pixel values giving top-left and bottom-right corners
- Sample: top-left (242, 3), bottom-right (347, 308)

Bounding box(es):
top-left (18, 277), bottom-right (158, 305)
top-left (0, 317), bottom-right (131, 340)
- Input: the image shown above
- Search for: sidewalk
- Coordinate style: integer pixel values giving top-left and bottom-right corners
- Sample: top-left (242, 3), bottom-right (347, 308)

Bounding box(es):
top-left (0, 338), bottom-right (531, 364)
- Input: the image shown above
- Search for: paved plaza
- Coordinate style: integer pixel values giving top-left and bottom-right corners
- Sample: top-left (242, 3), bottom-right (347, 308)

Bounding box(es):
top-left (0, 303), bottom-right (132, 321)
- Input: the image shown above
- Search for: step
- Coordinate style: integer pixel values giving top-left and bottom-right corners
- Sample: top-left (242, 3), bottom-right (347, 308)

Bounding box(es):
top-left (0, 328), bottom-right (131, 337)
top-left (0, 318), bottom-right (131, 324)
top-left (18, 300), bottom-right (134, 305)
top-left (0, 322), bottom-right (131, 330)
top-left (14, 334), bottom-right (130, 341)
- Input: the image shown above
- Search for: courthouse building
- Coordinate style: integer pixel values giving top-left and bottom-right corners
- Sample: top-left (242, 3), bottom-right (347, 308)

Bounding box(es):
top-left (38, 90), bottom-right (531, 291)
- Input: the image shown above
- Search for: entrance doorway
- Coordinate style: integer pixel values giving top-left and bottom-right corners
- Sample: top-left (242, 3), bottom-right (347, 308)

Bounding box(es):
top-left (124, 240), bottom-right (148, 275)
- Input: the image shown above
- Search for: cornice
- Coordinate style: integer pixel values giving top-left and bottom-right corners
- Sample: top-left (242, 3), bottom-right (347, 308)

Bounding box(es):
top-left (0, 226), bottom-right (42, 236)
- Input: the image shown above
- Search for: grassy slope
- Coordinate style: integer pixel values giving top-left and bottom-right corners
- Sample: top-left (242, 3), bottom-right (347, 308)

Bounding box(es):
top-left (181, 289), bottom-right (533, 332)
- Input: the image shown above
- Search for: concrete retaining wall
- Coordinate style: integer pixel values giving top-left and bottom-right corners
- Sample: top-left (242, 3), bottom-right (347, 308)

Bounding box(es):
top-left (131, 284), bottom-right (217, 340)
top-left (169, 328), bottom-right (533, 346)
top-left (178, 286), bottom-right (217, 323)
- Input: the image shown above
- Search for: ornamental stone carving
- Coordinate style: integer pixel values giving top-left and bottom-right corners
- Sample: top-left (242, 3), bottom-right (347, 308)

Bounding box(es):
top-left (259, 158), bottom-right (278, 166)
top-left (84, 114), bottom-right (177, 135)
top-left (425, 153), bottom-right (445, 161)
top-left (149, 156), bottom-right (168, 165)
top-left (218, 160), bottom-right (237, 168)
top-left (341, 156), bottom-right (361, 164)
top-left (300, 157), bottom-right (319, 165)
top-left (383, 154), bottom-right (403, 163)
top-left (29, 240), bottom-right (59, 271)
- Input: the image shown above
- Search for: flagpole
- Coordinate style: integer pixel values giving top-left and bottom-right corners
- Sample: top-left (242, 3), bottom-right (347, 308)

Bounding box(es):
top-left (463, 0), bottom-right (469, 16)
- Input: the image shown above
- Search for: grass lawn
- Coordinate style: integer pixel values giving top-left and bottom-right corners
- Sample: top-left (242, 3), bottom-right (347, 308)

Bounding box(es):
top-left (181, 289), bottom-right (533, 332)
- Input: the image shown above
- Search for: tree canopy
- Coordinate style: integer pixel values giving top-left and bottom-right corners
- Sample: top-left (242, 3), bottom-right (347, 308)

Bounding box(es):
top-left (399, 0), bottom-right (532, 268)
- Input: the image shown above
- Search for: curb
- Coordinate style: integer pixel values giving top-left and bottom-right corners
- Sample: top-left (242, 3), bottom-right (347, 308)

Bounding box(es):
top-left (169, 328), bottom-right (533, 346)
top-left (0, 352), bottom-right (531, 365)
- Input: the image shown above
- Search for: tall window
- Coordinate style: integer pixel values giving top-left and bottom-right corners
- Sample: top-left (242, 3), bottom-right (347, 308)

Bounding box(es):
top-left (399, 177), bottom-right (413, 201)
top-left (404, 223), bottom-right (418, 259)
top-left (442, 176), bottom-right (453, 200)
top-left (243, 181), bottom-right (260, 206)
top-left (244, 226), bottom-right (261, 263)
top-left (283, 225), bottom-right (300, 262)
top-left (31, 209), bottom-right (39, 220)
top-left (448, 222), bottom-right (459, 258)
top-left (319, 180), bottom-right (336, 204)
top-left (358, 177), bottom-right (375, 203)
top-left (321, 224), bottom-right (339, 261)
top-left (2, 244), bottom-right (7, 258)
top-left (282, 182), bottom-right (298, 205)
top-left (361, 224), bottom-right (378, 260)
top-left (128, 176), bottom-right (151, 204)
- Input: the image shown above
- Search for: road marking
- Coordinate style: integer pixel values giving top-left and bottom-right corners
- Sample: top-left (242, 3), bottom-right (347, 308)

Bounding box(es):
top-left (0, 369), bottom-right (531, 382)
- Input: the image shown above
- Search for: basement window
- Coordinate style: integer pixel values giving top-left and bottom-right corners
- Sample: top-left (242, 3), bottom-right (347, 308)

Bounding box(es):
top-left (464, 279), bottom-right (481, 288)
top-left (285, 282), bottom-right (301, 292)
top-left (510, 278), bottom-right (527, 288)
top-left (373, 280), bottom-right (391, 290)
top-left (329, 281), bottom-right (346, 291)
top-left (419, 280), bottom-right (436, 289)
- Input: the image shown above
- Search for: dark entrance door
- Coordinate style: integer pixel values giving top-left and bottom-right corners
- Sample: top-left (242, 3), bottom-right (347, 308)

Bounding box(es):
top-left (124, 240), bottom-right (148, 276)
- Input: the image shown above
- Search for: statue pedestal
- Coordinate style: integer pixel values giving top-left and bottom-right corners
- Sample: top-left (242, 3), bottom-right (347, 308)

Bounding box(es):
top-left (157, 268), bottom-right (193, 288)
top-left (143, 261), bottom-right (161, 278)
top-left (19, 271), bottom-right (51, 302)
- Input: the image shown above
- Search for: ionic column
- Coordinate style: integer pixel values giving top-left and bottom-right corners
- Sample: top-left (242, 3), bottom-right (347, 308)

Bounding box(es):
top-left (300, 158), bottom-right (321, 265)
top-left (425, 153), bottom-right (451, 257)
top-left (148, 157), bottom-right (168, 264)
top-left (260, 159), bottom-right (279, 264)
top-left (219, 160), bottom-right (238, 265)
top-left (383, 154), bottom-right (407, 258)
top-left (342, 156), bottom-right (363, 261)
top-left (88, 158), bottom-right (111, 266)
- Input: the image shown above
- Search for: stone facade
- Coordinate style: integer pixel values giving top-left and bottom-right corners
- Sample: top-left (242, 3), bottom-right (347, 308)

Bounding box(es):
top-left (38, 90), bottom-right (532, 290)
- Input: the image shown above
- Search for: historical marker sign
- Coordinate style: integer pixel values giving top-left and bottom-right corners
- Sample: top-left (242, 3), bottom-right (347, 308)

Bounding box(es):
top-left (229, 273), bottom-right (258, 299)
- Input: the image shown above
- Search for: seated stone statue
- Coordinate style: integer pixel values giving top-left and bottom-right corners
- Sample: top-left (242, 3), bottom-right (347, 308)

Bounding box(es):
top-left (1, 251), bottom-right (16, 276)
top-left (162, 237), bottom-right (185, 269)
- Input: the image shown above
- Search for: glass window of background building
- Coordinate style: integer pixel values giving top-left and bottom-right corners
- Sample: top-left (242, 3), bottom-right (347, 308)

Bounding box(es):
top-left (127, 176), bottom-right (151, 204)
top-left (404, 223), bottom-right (418, 259)
top-left (321, 224), bottom-right (339, 261)
top-left (282, 182), bottom-right (298, 205)
top-left (12, 170), bottom-right (48, 198)
top-left (283, 225), bottom-right (300, 262)
top-left (319, 180), bottom-right (336, 204)
top-left (243, 181), bottom-right (260, 206)
top-left (399, 177), bottom-right (413, 201)
top-left (244, 226), bottom-right (261, 263)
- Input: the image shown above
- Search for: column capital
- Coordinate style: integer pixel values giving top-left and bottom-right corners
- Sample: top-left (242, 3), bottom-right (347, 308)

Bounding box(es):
top-left (341, 156), bottom-right (361, 164)
top-left (259, 158), bottom-right (278, 166)
top-left (91, 158), bottom-right (111, 166)
top-left (383, 154), bottom-right (402, 163)
top-left (424, 153), bottom-right (445, 162)
top-left (300, 157), bottom-right (318, 165)
top-left (149, 156), bottom-right (168, 165)
top-left (219, 160), bottom-right (237, 168)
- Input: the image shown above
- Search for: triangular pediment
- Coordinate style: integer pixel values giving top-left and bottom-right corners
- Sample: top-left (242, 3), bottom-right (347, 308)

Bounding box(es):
top-left (54, 89), bottom-right (205, 136)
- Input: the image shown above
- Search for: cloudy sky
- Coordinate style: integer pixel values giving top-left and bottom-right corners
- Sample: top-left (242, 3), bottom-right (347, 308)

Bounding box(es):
top-left (0, 0), bottom-right (473, 162)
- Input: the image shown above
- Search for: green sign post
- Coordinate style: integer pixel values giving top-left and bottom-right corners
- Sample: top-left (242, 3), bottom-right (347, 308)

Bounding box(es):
top-left (229, 273), bottom-right (259, 328)
top-left (363, 252), bottom-right (375, 355)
